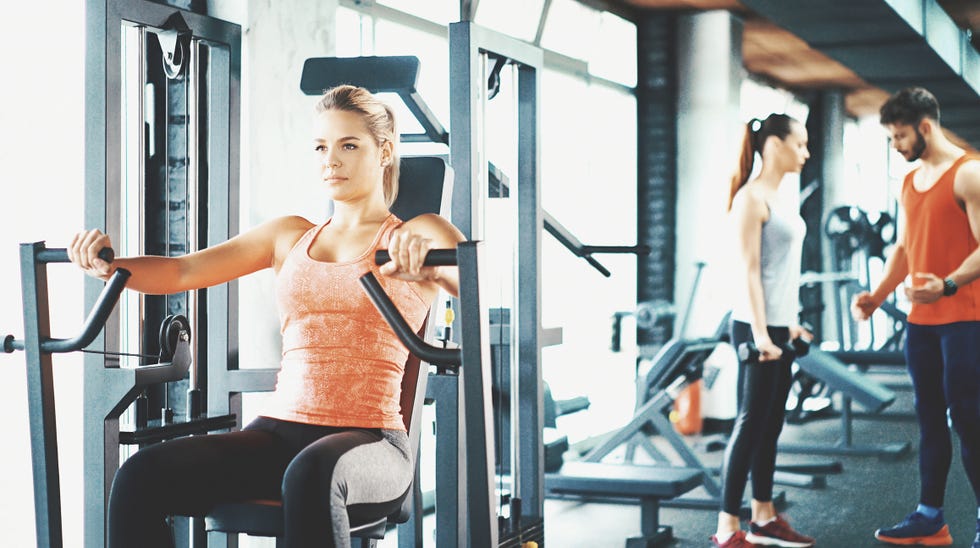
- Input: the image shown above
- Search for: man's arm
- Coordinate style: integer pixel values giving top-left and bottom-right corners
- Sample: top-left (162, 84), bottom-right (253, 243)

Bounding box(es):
top-left (948, 159), bottom-right (980, 287)
top-left (853, 230), bottom-right (908, 320)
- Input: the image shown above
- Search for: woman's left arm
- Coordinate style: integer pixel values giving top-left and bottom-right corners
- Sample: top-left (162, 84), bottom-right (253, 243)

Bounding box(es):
top-left (379, 213), bottom-right (465, 297)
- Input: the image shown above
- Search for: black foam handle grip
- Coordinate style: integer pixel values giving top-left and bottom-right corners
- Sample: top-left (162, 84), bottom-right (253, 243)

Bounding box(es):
top-left (38, 247), bottom-right (115, 264)
top-left (374, 249), bottom-right (458, 266)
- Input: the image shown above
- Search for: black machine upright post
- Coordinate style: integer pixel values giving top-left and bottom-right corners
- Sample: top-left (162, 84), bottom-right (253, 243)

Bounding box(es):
top-left (456, 242), bottom-right (498, 546)
top-left (20, 242), bottom-right (63, 548)
top-left (450, 21), bottom-right (546, 545)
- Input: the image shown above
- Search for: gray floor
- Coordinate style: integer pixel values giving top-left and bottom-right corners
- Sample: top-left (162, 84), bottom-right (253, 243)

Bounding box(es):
top-left (370, 367), bottom-right (976, 548)
top-left (543, 368), bottom-right (977, 548)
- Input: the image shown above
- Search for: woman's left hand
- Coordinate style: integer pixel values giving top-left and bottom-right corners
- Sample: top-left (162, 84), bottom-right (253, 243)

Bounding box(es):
top-left (788, 324), bottom-right (813, 343)
top-left (379, 227), bottom-right (440, 283)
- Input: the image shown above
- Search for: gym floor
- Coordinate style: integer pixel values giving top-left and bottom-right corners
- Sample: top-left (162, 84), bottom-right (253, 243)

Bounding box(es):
top-left (380, 365), bottom-right (976, 547)
top-left (543, 366), bottom-right (976, 548)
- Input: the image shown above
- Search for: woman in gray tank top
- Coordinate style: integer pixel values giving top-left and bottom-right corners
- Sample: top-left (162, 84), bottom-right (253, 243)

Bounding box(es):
top-left (711, 114), bottom-right (815, 548)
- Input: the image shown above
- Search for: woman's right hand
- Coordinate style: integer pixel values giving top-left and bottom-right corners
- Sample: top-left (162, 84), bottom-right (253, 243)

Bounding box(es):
top-left (68, 229), bottom-right (116, 280)
top-left (754, 336), bottom-right (783, 362)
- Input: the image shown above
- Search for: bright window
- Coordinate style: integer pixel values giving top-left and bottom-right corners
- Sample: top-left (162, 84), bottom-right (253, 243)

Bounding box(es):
top-left (373, 19), bottom-right (451, 136)
top-left (337, 0), bottom-right (640, 450)
top-left (378, 0), bottom-right (460, 25)
top-left (335, 6), bottom-right (369, 56)
top-left (475, 0), bottom-right (546, 42)
top-left (539, 67), bottom-right (638, 442)
top-left (590, 11), bottom-right (637, 86)
top-left (541, 0), bottom-right (600, 61)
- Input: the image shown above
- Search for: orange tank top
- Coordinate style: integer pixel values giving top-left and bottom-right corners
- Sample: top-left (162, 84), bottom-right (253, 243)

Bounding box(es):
top-left (902, 154), bottom-right (980, 325)
top-left (262, 214), bottom-right (429, 430)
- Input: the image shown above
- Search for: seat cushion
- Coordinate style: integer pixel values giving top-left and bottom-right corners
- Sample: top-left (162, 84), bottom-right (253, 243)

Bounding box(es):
top-left (204, 499), bottom-right (389, 539)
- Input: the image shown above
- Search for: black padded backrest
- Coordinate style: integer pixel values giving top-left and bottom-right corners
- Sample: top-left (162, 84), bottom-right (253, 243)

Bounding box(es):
top-left (300, 56), bottom-right (420, 96)
top-left (390, 156), bottom-right (453, 221)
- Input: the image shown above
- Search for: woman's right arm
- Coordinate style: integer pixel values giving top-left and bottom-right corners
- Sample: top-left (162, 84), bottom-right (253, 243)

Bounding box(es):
top-left (732, 191), bottom-right (782, 361)
top-left (68, 216), bottom-right (313, 295)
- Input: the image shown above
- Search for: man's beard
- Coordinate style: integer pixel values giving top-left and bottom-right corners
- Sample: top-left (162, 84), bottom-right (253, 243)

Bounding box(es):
top-left (906, 128), bottom-right (927, 162)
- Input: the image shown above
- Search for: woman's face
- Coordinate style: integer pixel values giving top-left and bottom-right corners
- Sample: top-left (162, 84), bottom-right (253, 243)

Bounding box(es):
top-left (312, 109), bottom-right (390, 204)
top-left (771, 122), bottom-right (810, 174)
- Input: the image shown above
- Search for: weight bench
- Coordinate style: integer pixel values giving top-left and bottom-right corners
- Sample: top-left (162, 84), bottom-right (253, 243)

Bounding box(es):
top-left (546, 461), bottom-right (703, 547)
top-left (780, 346), bottom-right (910, 458)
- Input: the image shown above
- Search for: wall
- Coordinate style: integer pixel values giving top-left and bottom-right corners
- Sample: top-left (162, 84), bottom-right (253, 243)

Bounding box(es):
top-left (237, 1), bottom-right (339, 428)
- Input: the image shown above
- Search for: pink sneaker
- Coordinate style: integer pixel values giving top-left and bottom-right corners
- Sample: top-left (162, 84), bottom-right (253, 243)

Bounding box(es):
top-left (711, 529), bottom-right (761, 547)
top-left (746, 515), bottom-right (815, 547)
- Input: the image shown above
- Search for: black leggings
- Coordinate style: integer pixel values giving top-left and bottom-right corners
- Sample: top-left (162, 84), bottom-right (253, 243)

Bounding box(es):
top-left (108, 417), bottom-right (412, 548)
top-left (719, 320), bottom-right (794, 515)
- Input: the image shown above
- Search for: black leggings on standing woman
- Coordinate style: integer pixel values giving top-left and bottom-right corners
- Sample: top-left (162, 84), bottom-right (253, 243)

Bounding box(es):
top-left (719, 320), bottom-right (794, 516)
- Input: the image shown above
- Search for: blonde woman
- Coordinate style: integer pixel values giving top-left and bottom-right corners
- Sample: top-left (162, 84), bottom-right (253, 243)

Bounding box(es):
top-left (70, 85), bottom-right (464, 548)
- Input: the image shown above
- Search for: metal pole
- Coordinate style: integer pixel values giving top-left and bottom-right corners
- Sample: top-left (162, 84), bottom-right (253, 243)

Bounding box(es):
top-left (21, 243), bottom-right (64, 548)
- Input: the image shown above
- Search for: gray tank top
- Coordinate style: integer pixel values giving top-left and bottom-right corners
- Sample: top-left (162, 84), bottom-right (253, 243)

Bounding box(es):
top-left (732, 198), bottom-right (806, 327)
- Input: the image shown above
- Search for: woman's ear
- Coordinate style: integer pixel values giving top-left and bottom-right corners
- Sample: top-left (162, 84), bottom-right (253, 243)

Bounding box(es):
top-left (380, 140), bottom-right (393, 166)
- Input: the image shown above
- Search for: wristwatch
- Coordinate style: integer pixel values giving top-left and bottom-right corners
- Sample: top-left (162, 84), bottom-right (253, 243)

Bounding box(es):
top-left (942, 277), bottom-right (958, 297)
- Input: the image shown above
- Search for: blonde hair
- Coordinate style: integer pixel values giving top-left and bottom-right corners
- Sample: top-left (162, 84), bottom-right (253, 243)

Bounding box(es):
top-left (315, 85), bottom-right (399, 208)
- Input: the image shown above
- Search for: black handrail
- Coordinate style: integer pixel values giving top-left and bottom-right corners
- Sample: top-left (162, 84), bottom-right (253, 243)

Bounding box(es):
top-left (37, 247), bottom-right (115, 264)
top-left (366, 248), bottom-right (462, 366)
top-left (359, 272), bottom-right (461, 367)
top-left (542, 211), bottom-right (650, 278)
top-left (4, 247), bottom-right (129, 354)
top-left (374, 249), bottom-right (459, 267)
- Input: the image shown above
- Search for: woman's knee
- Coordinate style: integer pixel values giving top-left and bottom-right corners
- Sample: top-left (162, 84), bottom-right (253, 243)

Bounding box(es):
top-left (109, 449), bottom-right (171, 512)
top-left (283, 450), bottom-right (341, 503)
top-left (114, 449), bottom-right (160, 490)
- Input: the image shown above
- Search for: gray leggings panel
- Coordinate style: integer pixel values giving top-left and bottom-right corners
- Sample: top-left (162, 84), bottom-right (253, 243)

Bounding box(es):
top-left (283, 427), bottom-right (412, 547)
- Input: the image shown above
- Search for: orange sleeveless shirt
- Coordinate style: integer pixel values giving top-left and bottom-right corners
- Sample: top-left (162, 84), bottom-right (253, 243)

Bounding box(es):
top-left (902, 154), bottom-right (980, 325)
top-left (262, 214), bottom-right (430, 430)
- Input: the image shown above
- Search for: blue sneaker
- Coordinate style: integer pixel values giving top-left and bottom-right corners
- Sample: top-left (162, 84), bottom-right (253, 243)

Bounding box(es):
top-left (874, 511), bottom-right (952, 546)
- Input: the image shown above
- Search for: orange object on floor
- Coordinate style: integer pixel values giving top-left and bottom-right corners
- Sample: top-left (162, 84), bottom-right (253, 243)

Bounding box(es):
top-left (670, 380), bottom-right (703, 435)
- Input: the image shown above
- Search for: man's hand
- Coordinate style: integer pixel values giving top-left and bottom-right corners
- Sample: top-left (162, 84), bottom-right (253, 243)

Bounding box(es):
top-left (904, 272), bottom-right (944, 304)
top-left (851, 291), bottom-right (880, 321)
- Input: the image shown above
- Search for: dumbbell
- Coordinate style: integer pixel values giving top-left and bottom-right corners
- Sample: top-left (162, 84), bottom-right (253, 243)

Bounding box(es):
top-left (737, 337), bottom-right (811, 363)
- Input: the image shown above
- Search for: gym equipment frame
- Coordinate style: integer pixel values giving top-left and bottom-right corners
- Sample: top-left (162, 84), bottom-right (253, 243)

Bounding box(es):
top-left (84, 2), bottom-right (241, 546)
